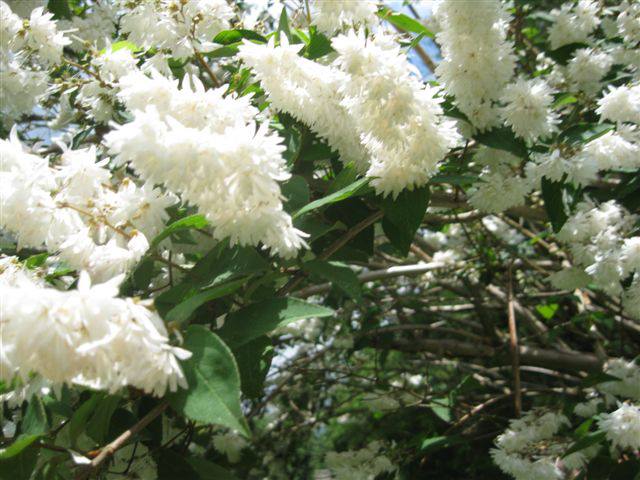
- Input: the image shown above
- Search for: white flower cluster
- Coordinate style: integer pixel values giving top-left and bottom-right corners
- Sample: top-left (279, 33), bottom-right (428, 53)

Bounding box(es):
top-left (434, 0), bottom-right (516, 130)
top-left (239, 33), bottom-right (460, 197)
top-left (0, 2), bottom-right (70, 122)
top-left (598, 403), bottom-right (640, 451)
top-left (491, 410), bottom-right (592, 480)
top-left (617, 1), bottom-right (640, 46)
top-left (0, 266), bottom-right (190, 396)
top-left (567, 48), bottom-right (613, 96)
top-left (120, 0), bottom-right (234, 58)
top-left (0, 130), bottom-right (175, 282)
top-left (468, 148), bottom-right (531, 214)
top-left (547, 0), bottom-right (600, 50)
top-left (59, 2), bottom-right (117, 52)
top-left (597, 83), bottom-right (640, 125)
top-left (325, 441), bottom-right (396, 480)
top-left (105, 71), bottom-right (307, 258)
top-left (311, 0), bottom-right (379, 35)
top-left (556, 200), bottom-right (640, 307)
top-left (212, 431), bottom-right (249, 463)
top-left (500, 78), bottom-right (559, 143)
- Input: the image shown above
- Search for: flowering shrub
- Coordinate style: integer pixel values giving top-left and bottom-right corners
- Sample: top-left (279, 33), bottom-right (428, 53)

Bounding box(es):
top-left (0, 0), bottom-right (639, 478)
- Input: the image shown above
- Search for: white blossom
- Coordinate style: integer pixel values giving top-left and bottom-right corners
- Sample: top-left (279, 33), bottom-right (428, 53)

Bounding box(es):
top-left (597, 84), bottom-right (640, 125)
top-left (501, 78), bottom-right (558, 142)
top-left (213, 432), bottom-right (249, 463)
top-left (568, 48), bottom-right (614, 96)
top-left (598, 403), bottom-right (640, 451)
top-left (434, 0), bottom-right (516, 130)
top-left (547, 0), bottom-right (600, 50)
top-left (311, 0), bottom-right (379, 35)
top-left (106, 71), bottom-right (307, 258)
top-left (617, 1), bottom-right (640, 45)
top-left (0, 271), bottom-right (190, 396)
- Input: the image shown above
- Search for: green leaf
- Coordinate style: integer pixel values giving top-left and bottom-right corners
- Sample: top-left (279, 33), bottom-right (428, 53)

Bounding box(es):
top-left (47, 0), bottom-right (72, 19)
top-left (378, 8), bottom-right (434, 38)
top-left (150, 214), bottom-right (208, 249)
top-left (293, 178), bottom-right (370, 218)
top-left (536, 303), bottom-right (559, 320)
top-left (0, 442), bottom-right (37, 480)
top-left (157, 450), bottom-right (199, 480)
top-left (541, 178), bottom-right (568, 233)
top-left (233, 336), bottom-right (274, 399)
top-left (429, 399), bottom-right (452, 423)
top-left (278, 7), bottom-right (291, 41)
top-left (580, 372), bottom-right (621, 388)
top-left (67, 394), bottom-right (102, 448)
top-left (25, 253), bottom-right (48, 269)
top-left (303, 260), bottom-right (362, 300)
top-left (169, 326), bottom-right (248, 435)
top-left (214, 29), bottom-right (267, 45)
top-left (206, 43), bottom-right (241, 59)
top-left (475, 127), bottom-right (529, 158)
top-left (187, 456), bottom-right (242, 480)
top-left (99, 40), bottom-right (141, 55)
top-left (282, 175), bottom-right (310, 213)
top-left (564, 431), bottom-right (606, 457)
top-left (217, 298), bottom-right (334, 348)
top-left (560, 123), bottom-right (615, 146)
top-left (382, 186), bottom-right (430, 256)
top-left (552, 93), bottom-right (578, 109)
top-left (305, 26), bottom-right (333, 59)
top-left (165, 278), bottom-right (247, 324)
top-left (86, 395), bottom-right (121, 444)
top-left (0, 435), bottom-right (40, 459)
top-left (22, 397), bottom-right (47, 436)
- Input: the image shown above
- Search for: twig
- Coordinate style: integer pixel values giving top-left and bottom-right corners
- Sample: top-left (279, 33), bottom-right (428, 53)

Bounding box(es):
top-left (74, 400), bottom-right (169, 480)
top-left (507, 264), bottom-right (522, 417)
top-left (193, 49), bottom-right (221, 88)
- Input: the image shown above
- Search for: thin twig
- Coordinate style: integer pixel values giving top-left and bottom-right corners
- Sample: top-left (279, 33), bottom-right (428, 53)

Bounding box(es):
top-left (507, 264), bottom-right (522, 417)
top-left (74, 400), bottom-right (169, 480)
top-left (194, 49), bottom-right (221, 88)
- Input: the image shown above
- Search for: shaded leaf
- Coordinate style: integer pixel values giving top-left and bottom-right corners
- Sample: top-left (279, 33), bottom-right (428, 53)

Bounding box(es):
top-left (294, 178), bottom-right (370, 218)
top-left (169, 326), bottom-right (248, 435)
top-left (303, 260), bottom-right (362, 300)
top-left (382, 186), bottom-right (430, 256)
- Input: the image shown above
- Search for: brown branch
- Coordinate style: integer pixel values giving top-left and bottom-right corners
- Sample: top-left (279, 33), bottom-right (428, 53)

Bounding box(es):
top-left (194, 50), bottom-right (221, 88)
top-left (507, 264), bottom-right (522, 416)
top-left (75, 400), bottom-right (169, 480)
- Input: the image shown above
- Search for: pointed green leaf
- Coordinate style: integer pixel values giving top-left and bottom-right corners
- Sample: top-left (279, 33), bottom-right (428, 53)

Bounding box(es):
top-left (382, 186), bottom-right (430, 256)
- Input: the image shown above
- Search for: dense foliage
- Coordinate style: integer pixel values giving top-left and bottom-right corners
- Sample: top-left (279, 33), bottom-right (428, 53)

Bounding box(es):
top-left (1, 1), bottom-right (640, 479)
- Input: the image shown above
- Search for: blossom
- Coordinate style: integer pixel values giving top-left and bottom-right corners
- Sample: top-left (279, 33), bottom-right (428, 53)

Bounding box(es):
top-left (120, 0), bottom-right (233, 58)
top-left (25, 7), bottom-right (70, 64)
top-left (599, 358), bottom-right (640, 401)
top-left (0, 271), bottom-right (190, 395)
top-left (617, 1), bottom-right (640, 45)
top-left (501, 78), bottom-right (558, 142)
top-left (596, 84), bottom-right (640, 125)
top-left (598, 403), bottom-right (640, 451)
top-left (434, 0), bottom-right (516, 130)
top-left (238, 37), bottom-right (368, 171)
top-left (325, 441), bottom-right (396, 479)
top-left (468, 167), bottom-right (531, 214)
top-left (311, 0), bottom-right (379, 35)
top-left (548, 267), bottom-right (592, 290)
top-left (332, 30), bottom-right (461, 196)
top-left (213, 432), bottom-right (248, 463)
top-left (106, 71), bottom-right (307, 258)
top-left (568, 48), bottom-right (614, 96)
top-left (547, 0), bottom-right (600, 50)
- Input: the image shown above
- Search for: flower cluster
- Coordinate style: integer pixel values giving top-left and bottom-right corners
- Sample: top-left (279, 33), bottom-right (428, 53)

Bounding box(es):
top-left (239, 33), bottom-right (460, 197)
top-left (0, 266), bottom-right (190, 396)
top-left (0, 2), bottom-right (69, 122)
top-left (547, 0), bottom-right (600, 50)
top-left (324, 441), bottom-right (396, 479)
top-left (105, 70), bottom-right (307, 258)
top-left (434, 0), bottom-right (515, 130)
top-left (0, 130), bottom-right (175, 282)
top-left (311, 0), bottom-right (379, 35)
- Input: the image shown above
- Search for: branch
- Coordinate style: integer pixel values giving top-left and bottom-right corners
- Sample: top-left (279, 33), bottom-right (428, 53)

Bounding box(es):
top-left (75, 400), bottom-right (169, 480)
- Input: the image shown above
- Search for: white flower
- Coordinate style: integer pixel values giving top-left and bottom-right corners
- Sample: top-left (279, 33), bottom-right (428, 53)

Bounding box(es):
top-left (599, 358), bottom-right (640, 401)
top-left (434, 0), bottom-right (516, 130)
top-left (574, 398), bottom-right (603, 417)
top-left (568, 48), bottom-right (614, 96)
top-left (547, 0), bottom-right (600, 50)
top-left (332, 30), bottom-right (461, 196)
top-left (468, 168), bottom-right (531, 214)
top-left (212, 432), bottom-right (248, 463)
top-left (238, 36), bottom-right (369, 172)
top-left (311, 0), bottom-right (379, 35)
top-left (106, 71), bottom-right (307, 258)
top-left (325, 442), bottom-right (396, 480)
top-left (578, 129), bottom-right (640, 171)
top-left (501, 78), bottom-right (559, 142)
top-left (59, 2), bottom-right (117, 52)
top-left (617, 1), bottom-right (640, 45)
top-left (598, 403), bottom-right (640, 451)
top-left (0, 271), bottom-right (190, 395)
top-left (597, 84), bottom-right (640, 125)
top-left (25, 7), bottom-right (70, 64)
top-left (0, 56), bottom-right (48, 122)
